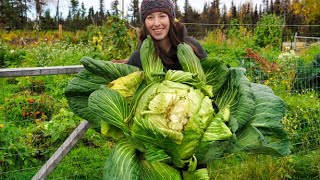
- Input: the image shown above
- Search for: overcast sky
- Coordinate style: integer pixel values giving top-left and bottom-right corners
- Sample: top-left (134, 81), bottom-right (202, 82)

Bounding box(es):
top-left (38, 0), bottom-right (262, 19)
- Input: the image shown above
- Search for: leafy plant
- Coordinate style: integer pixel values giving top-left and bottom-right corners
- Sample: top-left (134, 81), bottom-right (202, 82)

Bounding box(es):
top-left (0, 44), bottom-right (26, 67)
top-left (3, 91), bottom-right (55, 125)
top-left (65, 36), bottom-right (290, 179)
top-left (291, 54), bottom-right (320, 93)
top-left (0, 120), bottom-right (38, 172)
top-left (202, 19), bottom-right (254, 67)
top-left (254, 14), bottom-right (283, 49)
top-left (85, 16), bottom-right (138, 60)
top-left (281, 90), bottom-right (320, 152)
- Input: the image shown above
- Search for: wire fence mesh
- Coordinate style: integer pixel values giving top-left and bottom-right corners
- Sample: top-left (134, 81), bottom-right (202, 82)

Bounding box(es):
top-left (1, 23), bottom-right (320, 179)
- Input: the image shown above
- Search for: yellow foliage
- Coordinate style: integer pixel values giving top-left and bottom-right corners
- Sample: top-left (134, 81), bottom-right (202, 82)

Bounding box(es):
top-left (291, 0), bottom-right (320, 24)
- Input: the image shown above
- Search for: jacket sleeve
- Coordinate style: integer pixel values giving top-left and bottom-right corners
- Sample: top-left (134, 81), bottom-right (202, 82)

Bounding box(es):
top-left (127, 50), bottom-right (143, 69)
top-left (185, 36), bottom-right (208, 60)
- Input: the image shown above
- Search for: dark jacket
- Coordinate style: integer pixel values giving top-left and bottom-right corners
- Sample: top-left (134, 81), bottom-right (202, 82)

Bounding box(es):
top-left (127, 37), bottom-right (207, 70)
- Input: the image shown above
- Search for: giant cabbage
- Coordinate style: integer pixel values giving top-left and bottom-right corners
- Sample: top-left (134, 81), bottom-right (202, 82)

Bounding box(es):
top-left (65, 36), bottom-right (290, 179)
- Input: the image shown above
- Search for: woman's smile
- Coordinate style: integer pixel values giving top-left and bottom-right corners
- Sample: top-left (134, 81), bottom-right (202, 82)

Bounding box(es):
top-left (145, 12), bottom-right (170, 41)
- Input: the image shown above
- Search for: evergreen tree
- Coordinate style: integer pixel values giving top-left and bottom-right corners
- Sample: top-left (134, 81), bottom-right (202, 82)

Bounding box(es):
top-left (243, 2), bottom-right (252, 24)
top-left (282, 0), bottom-right (292, 25)
top-left (78, 2), bottom-right (88, 28)
top-left (253, 4), bottom-right (259, 24)
top-left (172, 0), bottom-right (182, 20)
top-left (80, 2), bottom-right (86, 20)
top-left (208, 0), bottom-right (220, 24)
top-left (55, 0), bottom-right (60, 22)
top-left (263, 0), bottom-right (269, 14)
top-left (189, 8), bottom-right (201, 23)
top-left (111, 0), bottom-right (120, 17)
top-left (270, 0), bottom-right (274, 14)
top-left (66, 0), bottom-right (80, 31)
top-left (70, 0), bottom-right (79, 19)
top-left (17, 0), bottom-right (28, 28)
top-left (128, 0), bottom-right (140, 26)
top-left (99, 0), bottom-right (105, 20)
top-left (0, 0), bottom-right (28, 29)
top-left (259, 4), bottom-right (263, 17)
top-left (230, 1), bottom-right (237, 20)
top-left (183, 0), bottom-right (191, 23)
top-left (88, 6), bottom-right (95, 24)
top-left (221, 4), bottom-right (228, 24)
top-left (41, 9), bottom-right (55, 30)
top-left (200, 2), bottom-right (209, 23)
top-left (66, 9), bottom-right (72, 23)
top-left (273, 0), bottom-right (281, 16)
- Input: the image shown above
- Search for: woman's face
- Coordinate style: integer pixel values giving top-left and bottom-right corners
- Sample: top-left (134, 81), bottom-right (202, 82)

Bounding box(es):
top-left (145, 12), bottom-right (170, 41)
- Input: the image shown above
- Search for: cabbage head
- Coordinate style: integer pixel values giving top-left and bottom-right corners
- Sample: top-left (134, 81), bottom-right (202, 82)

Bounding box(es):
top-left (65, 36), bottom-right (291, 179)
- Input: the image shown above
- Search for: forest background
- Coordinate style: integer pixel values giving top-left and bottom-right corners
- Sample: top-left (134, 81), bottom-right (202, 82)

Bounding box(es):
top-left (1, 0), bottom-right (320, 35)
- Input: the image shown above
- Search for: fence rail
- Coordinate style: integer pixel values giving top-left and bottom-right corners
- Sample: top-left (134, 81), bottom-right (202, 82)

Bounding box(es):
top-left (293, 32), bottom-right (320, 50)
top-left (0, 65), bottom-right (83, 77)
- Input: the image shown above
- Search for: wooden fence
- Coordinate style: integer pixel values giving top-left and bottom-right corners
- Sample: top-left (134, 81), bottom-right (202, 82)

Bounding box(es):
top-left (0, 66), bottom-right (91, 180)
top-left (293, 32), bottom-right (320, 50)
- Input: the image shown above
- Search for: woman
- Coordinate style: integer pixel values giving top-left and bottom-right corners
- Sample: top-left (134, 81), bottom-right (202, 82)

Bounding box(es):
top-left (127, 0), bottom-right (207, 70)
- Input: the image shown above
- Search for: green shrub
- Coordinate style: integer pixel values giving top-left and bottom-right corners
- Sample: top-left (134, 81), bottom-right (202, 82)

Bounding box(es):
top-left (281, 90), bottom-right (320, 152)
top-left (23, 41), bottom-right (95, 67)
top-left (202, 22), bottom-right (254, 67)
top-left (291, 58), bottom-right (320, 94)
top-left (0, 120), bottom-right (38, 172)
top-left (254, 14), bottom-right (283, 49)
top-left (84, 16), bottom-right (138, 60)
top-left (3, 90), bottom-right (55, 125)
top-left (0, 44), bottom-right (26, 67)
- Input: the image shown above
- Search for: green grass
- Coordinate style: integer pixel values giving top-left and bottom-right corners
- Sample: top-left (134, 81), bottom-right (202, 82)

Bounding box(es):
top-left (3, 148), bottom-right (319, 179)
top-left (1, 145), bottom-right (110, 180)
top-left (48, 146), bottom-right (110, 179)
top-left (209, 150), bottom-right (320, 179)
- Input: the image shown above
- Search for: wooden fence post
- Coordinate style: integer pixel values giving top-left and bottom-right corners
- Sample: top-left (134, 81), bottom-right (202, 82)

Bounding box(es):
top-left (59, 24), bottom-right (63, 39)
top-left (31, 120), bottom-right (91, 180)
top-left (293, 32), bottom-right (297, 50)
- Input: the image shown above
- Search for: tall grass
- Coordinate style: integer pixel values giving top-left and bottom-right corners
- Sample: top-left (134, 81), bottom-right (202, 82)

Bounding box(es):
top-left (209, 150), bottom-right (320, 179)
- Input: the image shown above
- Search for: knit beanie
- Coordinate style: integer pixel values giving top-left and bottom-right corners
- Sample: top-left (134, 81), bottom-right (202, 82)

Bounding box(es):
top-left (140, 0), bottom-right (176, 22)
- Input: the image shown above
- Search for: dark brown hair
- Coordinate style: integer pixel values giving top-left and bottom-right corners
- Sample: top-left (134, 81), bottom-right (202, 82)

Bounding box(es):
top-left (138, 17), bottom-right (201, 65)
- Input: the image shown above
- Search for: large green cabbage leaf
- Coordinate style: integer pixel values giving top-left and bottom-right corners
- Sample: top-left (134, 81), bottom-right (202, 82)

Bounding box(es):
top-left (196, 67), bottom-right (290, 161)
top-left (177, 42), bottom-right (206, 82)
top-left (230, 82), bottom-right (290, 156)
top-left (201, 57), bottom-right (229, 94)
top-left (139, 36), bottom-right (164, 83)
top-left (65, 56), bottom-right (140, 133)
top-left (88, 86), bottom-right (130, 133)
top-left (103, 139), bottom-right (181, 180)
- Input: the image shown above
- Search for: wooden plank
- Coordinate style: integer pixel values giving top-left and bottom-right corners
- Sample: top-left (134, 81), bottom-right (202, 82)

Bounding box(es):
top-left (295, 36), bottom-right (320, 40)
top-left (0, 65), bottom-right (84, 77)
top-left (32, 120), bottom-right (91, 180)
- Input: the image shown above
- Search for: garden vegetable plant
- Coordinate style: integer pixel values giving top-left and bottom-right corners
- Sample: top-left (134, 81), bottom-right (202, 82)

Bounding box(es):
top-left (65, 36), bottom-right (291, 179)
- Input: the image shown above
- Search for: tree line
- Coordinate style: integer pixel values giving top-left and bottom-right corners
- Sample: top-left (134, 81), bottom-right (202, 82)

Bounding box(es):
top-left (0, 0), bottom-right (319, 34)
